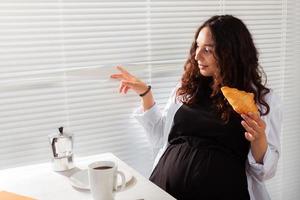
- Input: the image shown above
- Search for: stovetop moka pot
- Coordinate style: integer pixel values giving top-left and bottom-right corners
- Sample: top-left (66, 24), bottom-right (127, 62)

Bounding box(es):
top-left (48, 127), bottom-right (74, 171)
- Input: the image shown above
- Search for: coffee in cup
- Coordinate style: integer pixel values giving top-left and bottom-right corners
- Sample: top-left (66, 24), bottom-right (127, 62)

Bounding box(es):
top-left (88, 161), bottom-right (126, 200)
top-left (93, 166), bottom-right (113, 170)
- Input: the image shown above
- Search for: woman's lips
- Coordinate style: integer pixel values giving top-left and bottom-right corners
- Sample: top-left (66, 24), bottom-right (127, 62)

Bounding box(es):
top-left (199, 64), bottom-right (208, 69)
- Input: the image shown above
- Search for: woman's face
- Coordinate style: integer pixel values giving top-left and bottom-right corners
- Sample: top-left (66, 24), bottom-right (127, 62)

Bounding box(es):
top-left (195, 27), bottom-right (219, 79)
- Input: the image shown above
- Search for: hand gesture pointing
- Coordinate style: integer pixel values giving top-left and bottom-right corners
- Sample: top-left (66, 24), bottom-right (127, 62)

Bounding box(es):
top-left (110, 66), bottom-right (148, 95)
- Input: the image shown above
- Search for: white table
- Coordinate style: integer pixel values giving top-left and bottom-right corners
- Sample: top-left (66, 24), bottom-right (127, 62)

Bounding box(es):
top-left (0, 153), bottom-right (176, 200)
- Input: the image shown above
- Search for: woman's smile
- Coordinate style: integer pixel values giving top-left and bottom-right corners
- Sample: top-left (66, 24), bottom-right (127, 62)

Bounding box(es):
top-left (198, 63), bottom-right (208, 69)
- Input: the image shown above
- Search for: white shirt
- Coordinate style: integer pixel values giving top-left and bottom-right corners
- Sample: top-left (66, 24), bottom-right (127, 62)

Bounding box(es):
top-left (133, 83), bottom-right (282, 200)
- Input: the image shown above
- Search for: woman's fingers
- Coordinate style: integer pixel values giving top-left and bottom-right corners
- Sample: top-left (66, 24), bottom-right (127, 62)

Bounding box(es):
top-left (116, 66), bottom-right (132, 77)
top-left (124, 86), bottom-right (130, 94)
top-left (110, 73), bottom-right (124, 79)
top-left (248, 112), bottom-right (266, 128)
top-left (119, 82), bottom-right (125, 93)
top-left (122, 80), bottom-right (147, 94)
top-left (111, 66), bottom-right (147, 95)
top-left (241, 114), bottom-right (260, 133)
top-left (111, 66), bottom-right (136, 83)
top-left (122, 80), bottom-right (137, 87)
top-left (241, 120), bottom-right (257, 137)
top-left (241, 112), bottom-right (266, 142)
top-left (245, 132), bottom-right (255, 142)
top-left (118, 81), bottom-right (133, 94)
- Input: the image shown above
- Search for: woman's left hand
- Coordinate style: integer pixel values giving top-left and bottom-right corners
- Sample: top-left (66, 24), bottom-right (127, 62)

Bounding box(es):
top-left (241, 112), bottom-right (268, 164)
top-left (241, 112), bottom-right (266, 143)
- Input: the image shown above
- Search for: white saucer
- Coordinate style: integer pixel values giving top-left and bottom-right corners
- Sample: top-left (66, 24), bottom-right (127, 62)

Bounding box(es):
top-left (69, 169), bottom-right (133, 190)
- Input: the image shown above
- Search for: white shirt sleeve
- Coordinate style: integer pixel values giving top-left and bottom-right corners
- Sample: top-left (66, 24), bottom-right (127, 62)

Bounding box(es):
top-left (246, 90), bottom-right (282, 181)
top-left (133, 103), bottom-right (165, 148)
top-left (132, 84), bottom-right (180, 149)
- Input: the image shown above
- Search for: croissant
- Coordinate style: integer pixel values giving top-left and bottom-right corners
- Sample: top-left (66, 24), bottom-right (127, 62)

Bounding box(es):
top-left (221, 86), bottom-right (258, 114)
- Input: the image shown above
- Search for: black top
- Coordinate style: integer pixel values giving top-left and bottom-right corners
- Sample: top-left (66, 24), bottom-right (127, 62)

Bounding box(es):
top-left (149, 91), bottom-right (250, 200)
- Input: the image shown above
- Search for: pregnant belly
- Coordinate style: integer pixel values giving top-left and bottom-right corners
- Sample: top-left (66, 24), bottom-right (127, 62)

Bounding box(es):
top-left (150, 142), bottom-right (249, 199)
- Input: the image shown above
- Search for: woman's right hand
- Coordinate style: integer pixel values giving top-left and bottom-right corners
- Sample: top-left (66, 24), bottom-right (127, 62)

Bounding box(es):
top-left (110, 66), bottom-right (148, 95)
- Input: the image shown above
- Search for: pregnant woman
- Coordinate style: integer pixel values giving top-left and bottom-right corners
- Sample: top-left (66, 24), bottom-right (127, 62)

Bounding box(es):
top-left (111, 15), bottom-right (282, 200)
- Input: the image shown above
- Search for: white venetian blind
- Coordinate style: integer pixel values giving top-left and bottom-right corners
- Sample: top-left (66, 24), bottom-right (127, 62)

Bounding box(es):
top-left (149, 0), bottom-right (221, 109)
top-left (58, 0), bottom-right (154, 175)
top-left (0, 1), bottom-right (68, 168)
top-left (280, 0), bottom-right (300, 199)
top-left (0, 0), bottom-right (154, 176)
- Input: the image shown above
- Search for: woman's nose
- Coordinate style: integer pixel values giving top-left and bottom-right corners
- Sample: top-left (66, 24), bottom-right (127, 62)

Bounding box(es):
top-left (195, 48), bottom-right (201, 61)
top-left (195, 49), bottom-right (199, 60)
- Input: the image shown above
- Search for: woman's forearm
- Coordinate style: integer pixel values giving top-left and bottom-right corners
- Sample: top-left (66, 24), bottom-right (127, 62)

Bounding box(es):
top-left (141, 91), bottom-right (155, 111)
top-left (250, 137), bottom-right (268, 164)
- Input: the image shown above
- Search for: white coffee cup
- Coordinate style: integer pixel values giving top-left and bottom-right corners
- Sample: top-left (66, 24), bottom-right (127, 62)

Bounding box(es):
top-left (88, 161), bottom-right (126, 200)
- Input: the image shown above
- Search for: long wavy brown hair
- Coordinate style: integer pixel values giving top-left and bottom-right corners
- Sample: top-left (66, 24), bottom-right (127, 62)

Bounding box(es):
top-left (177, 15), bottom-right (270, 122)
